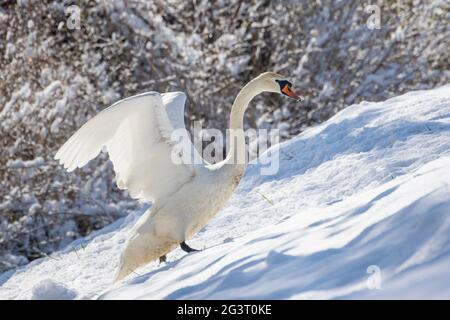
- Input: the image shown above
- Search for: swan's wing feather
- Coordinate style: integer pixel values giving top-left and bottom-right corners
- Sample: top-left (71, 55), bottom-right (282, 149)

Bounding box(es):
top-left (161, 92), bottom-right (187, 130)
top-left (55, 92), bottom-right (194, 202)
top-left (161, 91), bottom-right (204, 165)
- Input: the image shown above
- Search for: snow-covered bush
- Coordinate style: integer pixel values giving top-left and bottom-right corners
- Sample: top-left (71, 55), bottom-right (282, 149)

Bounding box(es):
top-left (0, 0), bottom-right (448, 272)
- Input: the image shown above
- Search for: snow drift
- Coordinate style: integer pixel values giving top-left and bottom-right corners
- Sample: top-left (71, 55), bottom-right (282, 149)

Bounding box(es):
top-left (1, 85), bottom-right (450, 299)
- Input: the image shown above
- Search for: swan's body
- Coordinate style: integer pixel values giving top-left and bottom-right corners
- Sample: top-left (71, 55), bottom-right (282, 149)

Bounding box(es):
top-left (55, 72), bottom-right (300, 281)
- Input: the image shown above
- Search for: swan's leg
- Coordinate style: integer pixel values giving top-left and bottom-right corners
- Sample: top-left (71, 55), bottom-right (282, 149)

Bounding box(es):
top-left (180, 241), bottom-right (199, 253)
top-left (159, 255), bottom-right (167, 263)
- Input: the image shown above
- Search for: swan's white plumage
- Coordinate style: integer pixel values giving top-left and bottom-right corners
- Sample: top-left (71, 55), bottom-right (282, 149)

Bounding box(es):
top-left (55, 92), bottom-right (194, 202)
top-left (55, 72), bottom-right (293, 281)
top-left (161, 91), bottom-right (187, 130)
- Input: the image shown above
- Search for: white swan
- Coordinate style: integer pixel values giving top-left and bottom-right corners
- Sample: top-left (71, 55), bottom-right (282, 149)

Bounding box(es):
top-left (55, 72), bottom-right (301, 281)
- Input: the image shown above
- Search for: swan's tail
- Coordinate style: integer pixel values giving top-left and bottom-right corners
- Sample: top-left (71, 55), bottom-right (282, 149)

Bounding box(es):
top-left (114, 225), bottom-right (178, 282)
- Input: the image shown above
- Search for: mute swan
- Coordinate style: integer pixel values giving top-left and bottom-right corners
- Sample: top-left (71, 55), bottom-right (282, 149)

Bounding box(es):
top-left (55, 72), bottom-right (301, 281)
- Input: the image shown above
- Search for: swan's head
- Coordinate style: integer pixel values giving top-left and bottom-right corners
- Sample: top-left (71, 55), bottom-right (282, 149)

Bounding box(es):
top-left (257, 72), bottom-right (303, 101)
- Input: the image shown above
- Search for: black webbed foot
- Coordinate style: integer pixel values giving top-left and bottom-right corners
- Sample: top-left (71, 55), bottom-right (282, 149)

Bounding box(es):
top-left (180, 241), bottom-right (199, 253)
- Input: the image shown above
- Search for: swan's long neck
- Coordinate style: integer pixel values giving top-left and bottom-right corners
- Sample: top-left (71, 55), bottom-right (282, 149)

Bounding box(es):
top-left (225, 78), bottom-right (263, 165)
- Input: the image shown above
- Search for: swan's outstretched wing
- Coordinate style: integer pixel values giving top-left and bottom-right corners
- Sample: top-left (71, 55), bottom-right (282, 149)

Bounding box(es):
top-left (55, 92), bottom-right (195, 202)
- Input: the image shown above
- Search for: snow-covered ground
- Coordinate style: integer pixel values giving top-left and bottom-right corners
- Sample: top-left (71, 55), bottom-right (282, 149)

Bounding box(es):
top-left (1, 85), bottom-right (450, 299)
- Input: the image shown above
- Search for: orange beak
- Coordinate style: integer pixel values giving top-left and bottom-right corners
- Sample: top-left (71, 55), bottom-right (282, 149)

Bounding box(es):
top-left (282, 85), bottom-right (302, 101)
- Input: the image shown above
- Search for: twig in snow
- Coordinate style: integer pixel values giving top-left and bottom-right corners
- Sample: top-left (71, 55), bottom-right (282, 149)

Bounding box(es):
top-left (256, 190), bottom-right (274, 205)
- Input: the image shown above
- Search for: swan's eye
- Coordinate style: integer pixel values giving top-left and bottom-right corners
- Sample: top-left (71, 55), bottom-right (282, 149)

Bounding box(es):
top-left (275, 79), bottom-right (292, 91)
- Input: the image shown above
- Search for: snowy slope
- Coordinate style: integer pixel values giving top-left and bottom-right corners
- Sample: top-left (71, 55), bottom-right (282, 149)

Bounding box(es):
top-left (1, 85), bottom-right (450, 299)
